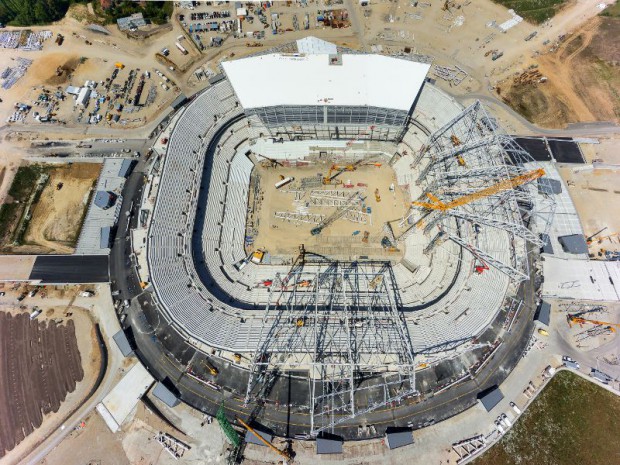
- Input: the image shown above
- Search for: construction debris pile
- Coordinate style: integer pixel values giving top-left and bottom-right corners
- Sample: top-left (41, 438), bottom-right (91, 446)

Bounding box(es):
top-left (0, 30), bottom-right (52, 50)
top-left (1, 57), bottom-right (33, 90)
top-left (433, 64), bottom-right (468, 86)
top-left (513, 68), bottom-right (547, 86)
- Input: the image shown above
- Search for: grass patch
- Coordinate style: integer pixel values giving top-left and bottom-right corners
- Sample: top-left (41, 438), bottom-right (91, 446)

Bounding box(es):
top-left (473, 371), bottom-right (620, 465)
top-left (493, 0), bottom-right (569, 24)
top-left (0, 164), bottom-right (50, 247)
top-left (600, 1), bottom-right (620, 18)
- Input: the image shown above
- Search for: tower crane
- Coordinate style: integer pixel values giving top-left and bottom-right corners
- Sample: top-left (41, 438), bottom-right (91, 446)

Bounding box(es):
top-left (412, 168), bottom-right (545, 212)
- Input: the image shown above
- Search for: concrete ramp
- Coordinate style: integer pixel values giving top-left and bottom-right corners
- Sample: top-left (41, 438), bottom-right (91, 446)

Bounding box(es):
top-left (97, 362), bottom-right (154, 433)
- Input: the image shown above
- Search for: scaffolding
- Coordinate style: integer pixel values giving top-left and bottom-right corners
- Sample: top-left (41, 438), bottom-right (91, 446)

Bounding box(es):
top-left (406, 101), bottom-right (555, 282)
top-left (244, 260), bottom-right (417, 437)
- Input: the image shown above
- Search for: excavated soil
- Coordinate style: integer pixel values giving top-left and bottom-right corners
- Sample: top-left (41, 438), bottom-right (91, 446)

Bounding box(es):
top-left (0, 312), bottom-right (83, 457)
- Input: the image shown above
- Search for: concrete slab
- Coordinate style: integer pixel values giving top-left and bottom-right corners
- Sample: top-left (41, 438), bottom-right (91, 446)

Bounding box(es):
top-left (542, 256), bottom-right (620, 301)
top-left (0, 255), bottom-right (36, 281)
top-left (97, 362), bottom-right (154, 433)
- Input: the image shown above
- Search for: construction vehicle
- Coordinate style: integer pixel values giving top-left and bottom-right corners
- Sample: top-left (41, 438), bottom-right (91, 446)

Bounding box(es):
top-left (251, 250), bottom-right (265, 264)
top-left (362, 231), bottom-right (369, 243)
top-left (311, 192), bottom-right (361, 235)
top-left (275, 177), bottom-right (294, 189)
top-left (375, 188), bottom-right (381, 202)
top-left (257, 153), bottom-right (283, 168)
top-left (115, 62), bottom-right (125, 69)
top-left (586, 226), bottom-right (607, 245)
top-left (233, 353), bottom-right (242, 363)
top-left (537, 328), bottom-right (549, 336)
top-left (203, 358), bottom-right (219, 376)
top-left (567, 315), bottom-right (620, 332)
top-left (456, 154), bottom-right (466, 167)
top-left (237, 417), bottom-right (293, 462)
top-left (413, 168), bottom-right (545, 212)
top-left (322, 160), bottom-right (381, 185)
top-left (450, 135), bottom-right (461, 146)
top-left (369, 275), bottom-right (383, 289)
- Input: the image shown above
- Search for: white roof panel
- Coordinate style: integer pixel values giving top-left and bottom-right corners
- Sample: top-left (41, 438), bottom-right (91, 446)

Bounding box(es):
top-left (222, 53), bottom-right (430, 111)
top-left (296, 36), bottom-right (337, 55)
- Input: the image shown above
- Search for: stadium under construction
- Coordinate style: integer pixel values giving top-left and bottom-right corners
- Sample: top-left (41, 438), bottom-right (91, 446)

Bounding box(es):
top-left (129, 38), bottom-right (556, 448)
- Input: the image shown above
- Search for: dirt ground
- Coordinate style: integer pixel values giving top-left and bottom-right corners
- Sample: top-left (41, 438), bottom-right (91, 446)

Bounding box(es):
top-left (40, 401), bottom-right (204, 465)
top-left (0, 288), bottom-right (105, 465)
top-left (559, 164), bottom-right (620, 257)
top-left (249, 161), bottom-right (409, 260)
top-left (24, 163), bottom-right (99, 253)
top-left (501, 15), bottom-right (620, 128)
top-left (4, 162), bottom-right (100, 254)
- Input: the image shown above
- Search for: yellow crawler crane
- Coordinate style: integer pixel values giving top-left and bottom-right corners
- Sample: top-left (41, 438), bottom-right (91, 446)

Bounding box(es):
top-left (412, 168), bottom-right (545, 212)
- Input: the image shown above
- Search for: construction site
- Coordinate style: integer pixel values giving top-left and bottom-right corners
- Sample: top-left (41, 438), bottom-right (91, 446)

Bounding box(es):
top-left (247, 156), bottom-right (408, 259)
top-left (0, 1), bottom-right (618, 464)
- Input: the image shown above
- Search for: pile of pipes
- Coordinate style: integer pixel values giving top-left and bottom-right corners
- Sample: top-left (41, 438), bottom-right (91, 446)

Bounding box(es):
top-left (1, 57), bottom-right (33, 89)
top-left (432, 64), bottom-right (468, 86)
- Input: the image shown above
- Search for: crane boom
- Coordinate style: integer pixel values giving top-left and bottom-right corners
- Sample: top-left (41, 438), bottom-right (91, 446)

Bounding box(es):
top-left (568, 315), bottom-right (620, 331)
top-left (311, 191), bottom-right (360, 235)
top-left (237, 417), bottom-right (293, 461)
top-left (413, 168), bottom-right (545, 211)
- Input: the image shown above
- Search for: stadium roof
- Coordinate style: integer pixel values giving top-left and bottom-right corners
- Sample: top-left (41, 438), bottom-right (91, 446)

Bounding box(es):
top-left (296, 36), bottom-right (337, 55)
top-left (222, 53), bottom-right (430, 111)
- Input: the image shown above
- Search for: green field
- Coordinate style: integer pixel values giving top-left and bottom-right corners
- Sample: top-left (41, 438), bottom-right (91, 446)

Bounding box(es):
top-left (493, 0), bottom-right (569, 24)
top-left (473, 371), bottom-right (620, 465)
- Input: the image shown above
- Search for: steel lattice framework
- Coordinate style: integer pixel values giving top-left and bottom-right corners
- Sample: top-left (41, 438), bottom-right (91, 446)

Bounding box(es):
top-left (245, 260), bottom-right (417, 436)
top-left (404, 101), bottom-right (555, 282)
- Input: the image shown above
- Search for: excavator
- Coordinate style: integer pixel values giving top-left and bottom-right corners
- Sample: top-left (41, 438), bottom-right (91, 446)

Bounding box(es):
top-left (567, 315), bottom-right (620, 332)
top-left (412, 168), bottom-right (545, 212)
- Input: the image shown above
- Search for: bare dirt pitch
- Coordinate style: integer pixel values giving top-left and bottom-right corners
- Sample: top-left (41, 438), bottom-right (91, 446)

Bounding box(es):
top-left (248, 160), bottom-right (410, 260)
top-left (0, 312), bottom-right (83, 457)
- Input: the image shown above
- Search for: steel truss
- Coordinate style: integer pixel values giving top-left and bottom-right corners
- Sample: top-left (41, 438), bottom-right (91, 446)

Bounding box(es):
top-left (410, 101), bottom-right (555, 282)
top-left (245, 261), bottom-right (417, 436)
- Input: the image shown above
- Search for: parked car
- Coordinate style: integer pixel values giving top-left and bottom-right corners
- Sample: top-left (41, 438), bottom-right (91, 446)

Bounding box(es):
top-left (509, 402), bottom-right (522, 415)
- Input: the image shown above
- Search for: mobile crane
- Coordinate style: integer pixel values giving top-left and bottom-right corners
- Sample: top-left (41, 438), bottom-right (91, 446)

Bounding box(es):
top-left (567, 315), bottom-right (620, 331)
top-left (311, 191), bottom-right (361, 235)
top-left (322, 160), bottom-right (381, 185)
top-left (237, 417), bottom-right (293, 462)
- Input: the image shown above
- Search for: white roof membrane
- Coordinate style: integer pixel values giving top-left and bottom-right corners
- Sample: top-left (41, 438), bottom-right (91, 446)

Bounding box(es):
top-left (222, 53), bottom-right (430, 111)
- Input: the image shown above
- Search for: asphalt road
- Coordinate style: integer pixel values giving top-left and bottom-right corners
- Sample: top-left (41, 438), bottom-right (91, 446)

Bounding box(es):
top-left (29, 255), bottom-right (109, 283)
